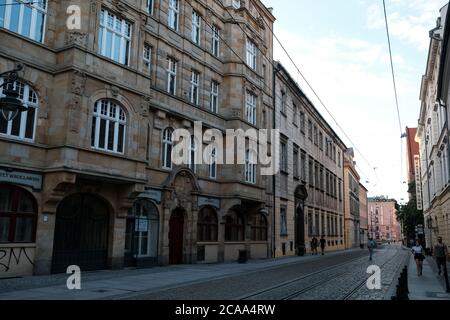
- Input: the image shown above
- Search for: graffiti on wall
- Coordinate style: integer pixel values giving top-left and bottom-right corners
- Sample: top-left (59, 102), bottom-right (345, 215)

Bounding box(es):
top-left (0, 247), bottom-right (35, 273)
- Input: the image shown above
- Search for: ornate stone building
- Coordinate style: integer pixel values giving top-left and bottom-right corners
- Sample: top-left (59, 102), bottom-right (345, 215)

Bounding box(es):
top-left (0, 0), bottom-right (275, 277)
top-left (273, 62), bottom-right (346, 257)
top-left (343, 148), bottom-right (360, 249)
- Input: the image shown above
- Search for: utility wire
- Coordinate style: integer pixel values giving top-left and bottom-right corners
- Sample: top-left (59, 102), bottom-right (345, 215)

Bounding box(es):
top-left (383, 0), bottom-right (403, 136)
top-left (221, 3), bottom-right (378, 181)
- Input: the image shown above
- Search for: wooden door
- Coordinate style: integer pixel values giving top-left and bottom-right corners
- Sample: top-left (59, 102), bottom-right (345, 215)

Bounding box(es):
top-left (169, 210), bottom-right (184, 265)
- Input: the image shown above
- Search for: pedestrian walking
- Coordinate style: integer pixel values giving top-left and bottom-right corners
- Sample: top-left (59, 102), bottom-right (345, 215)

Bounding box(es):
top-left (368, 238), bottom-right (376, 261)
top-left (433, 236), bottom-right (450, 292)
top-left (320, 236), bottom-right (326, 256)
top-left (412, 239), bottom-right (425, 276)
top-left (311, 237), bottom-right (318, 255)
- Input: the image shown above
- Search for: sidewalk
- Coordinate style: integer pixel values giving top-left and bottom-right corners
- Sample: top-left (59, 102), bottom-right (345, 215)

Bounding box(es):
top-left (0, 248), bottom-right (361, 300)
top-left (407, 253), bottom-right (450, 300)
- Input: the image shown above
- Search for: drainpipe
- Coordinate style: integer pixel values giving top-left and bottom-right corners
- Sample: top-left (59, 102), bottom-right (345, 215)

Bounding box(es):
top-left (272, 63), bottom-right (281, 258)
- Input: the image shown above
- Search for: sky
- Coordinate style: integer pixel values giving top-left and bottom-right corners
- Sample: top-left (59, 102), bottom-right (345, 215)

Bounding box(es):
top-left (261, 0), bottom-right (449, 203)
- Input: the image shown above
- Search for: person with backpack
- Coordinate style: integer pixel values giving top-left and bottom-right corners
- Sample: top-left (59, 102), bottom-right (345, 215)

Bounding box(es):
top-left (320, 236), bottom-right (326, 256)
top-left (311, 237), bottom-right (318, 255)
top-left (368, 238), bottom-right (376, 261)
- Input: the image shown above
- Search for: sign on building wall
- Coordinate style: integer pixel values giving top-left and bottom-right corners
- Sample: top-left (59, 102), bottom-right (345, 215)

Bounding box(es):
top-left (0, 168), bottom-right (43, 191)
top-left (414, 155), bottom-right (423, 210)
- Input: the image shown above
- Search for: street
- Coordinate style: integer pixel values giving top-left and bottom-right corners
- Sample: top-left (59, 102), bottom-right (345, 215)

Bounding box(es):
top-left (0, 245), bottom-right (410, 300)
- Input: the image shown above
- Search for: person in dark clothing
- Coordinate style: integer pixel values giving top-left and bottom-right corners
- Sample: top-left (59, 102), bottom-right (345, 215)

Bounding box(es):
top-left (434, 237), bottom-right (449, 275)
top-left (320, 236), bottom-right (326, 256)
top-left (311, 237), bottom-right (318, 255)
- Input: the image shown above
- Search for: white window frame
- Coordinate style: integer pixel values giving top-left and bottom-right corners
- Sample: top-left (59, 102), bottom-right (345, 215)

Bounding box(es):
top-left (191, 10), bottom-right (201, 45)
top-left (147, 0), bottom-right (154, 15)
top-left (143, 44), bottom-right (152, 73)
top-left (167, 57), bottom-right (177, 95)
top-left (162, 128), bottom-right (174, 170)
top-left (189, 136), bottom-right (197, 173)
top-left (245, 149), bottom-right (257, 184)
top-left (0, 79), bottom-right (38, 142)
top-left (1, 0), bottom-right (47, 43)
top-left (91, 100), bottom-right (127, 154)
top-left (246, 91), bottom-right (257, 125)
top-left (209, 147), bottom-right (217, 179)
top-left (168, 0), bottom-right (179, 31)
top-left (246, 38), bottom-right (257, 70)
top-left (98, 9), bottom-right (132, 66)
top-left (190, 70), bottom-right (200, 105)
top-left (212, 25), bottom-right (220, 57)
top-left (210, 81), bottom-right (219, 113)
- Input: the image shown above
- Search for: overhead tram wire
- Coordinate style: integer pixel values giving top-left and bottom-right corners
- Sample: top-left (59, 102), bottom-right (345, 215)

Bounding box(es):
top-left (382, 0), bottom-right (406, 188)
top-left (220, 3), bottom-right (378, 179)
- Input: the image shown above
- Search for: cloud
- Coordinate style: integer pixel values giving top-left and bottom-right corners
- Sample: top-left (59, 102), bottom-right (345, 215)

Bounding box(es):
top-left (366, 0), bottom-right (448, 50)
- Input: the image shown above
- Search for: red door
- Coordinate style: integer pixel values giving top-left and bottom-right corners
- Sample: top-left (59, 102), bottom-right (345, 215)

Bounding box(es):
top-left (169, 210), bottom-right (184, 265)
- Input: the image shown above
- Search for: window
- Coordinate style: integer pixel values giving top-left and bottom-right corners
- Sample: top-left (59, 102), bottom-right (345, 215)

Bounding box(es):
top-left (246, 91), bottom-right (257, 125)
top-left (338, 151), bottom-right (341, 167)
top-left (190, 70), bottom-right (200, 105)
top-left (314, 125), bottom-right (318, 145)
top-left (245, 149), bottom-right (257, 184)
top-left (338, 179), bottom-right (342, 201)
top-left (314, 163), bottom-right (320, 188)
top-left (0, 80), bottom-right (38, 141)
top-left (293, 147), bottom-right (299, 178)
top-left (147, 0), bottom-right (154, 15)
top-left (143, 44), bottom-right (152, 72)
top-left (280, 140), bottom-right (288, 173)
top-left (98, 9), bottom-right (131, 65)
top-left (300, 151), bottom-right (306, 180)
top-left (293, 104), bottom-right (298, 125)
top-left (280, 207), bottom-right (288, 236)
top-left (0, 0), bottom-right (47, 42)
top-left (308, 212), bottom-right (313, 237)
top-left (319, 131), bottom-right (323, 150)
top-left (320, 166), bottom-right (324, 191)
top-left (308, 120), bottom-right (313, 141)
top-left (309, 159), bottom-right (314, 186)
top-left (209, 147), bottom-right (217, 179)
top-left (225, 211), bottom-right (244, 242)
top-left (212, 25), bottom-right (220, 57)
top-left (168, 0), bottom-right (179, 31)
top-left (162, 128), bottom-right (173, 169)
top-left (210, 81), bottom-right (219, 113)
top-left (191, 10), bottom-right (201, 45)
top-left (0, 185), bottom-right (37, 243)
top-left (91, 100), bottom-right (126, 154)
top-left (189, 135), bottom-right (197, 173)
top-left (300, 111), bottom-right (305, 134)
top-left (232, 0), bottom-right (241, 9)
top-left (251, 214), bottom-right (268, 241)
top-left (246, 38), bottom-right (257, 70)
top-left (167, 57), bottom-right (177, 95)
top-left (198, 207), bottom-right (218, 242)
top-left (280, 91), bottom-right (286, 114)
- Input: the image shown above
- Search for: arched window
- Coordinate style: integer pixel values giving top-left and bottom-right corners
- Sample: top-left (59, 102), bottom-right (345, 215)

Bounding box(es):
top-left (197, 207), bottom-right (218, 242)
top-left (162, 128), bottom-right (173, 169)
top-left (0, 80), bottom-right (38, 141)
top-left (245, 149), bottom-right (257, 184)
top-left (0, 184), bottom-right (37, 243)
top-left (251, 214), bottom-right (268, 241)
top-left (189, 135), bottom-right (197, 173)
top-left (225, 211), bottom-right (245, 242)
top-left (91, 100), bottom-right (126, 154)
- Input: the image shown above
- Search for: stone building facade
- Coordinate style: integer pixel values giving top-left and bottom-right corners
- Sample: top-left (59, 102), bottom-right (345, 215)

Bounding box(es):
top-left (359, 183), bottom-right (368, 247)
top-left (343, 148), bottom-right (360, 249)
top-left (273, 62), bottom-right (346, 257)
top-left (0, 0), bottom-right (276, 277)
top-left (416, 3), bottom-right (450, 250)
top-left (368, 197), bottom-right (401, 242)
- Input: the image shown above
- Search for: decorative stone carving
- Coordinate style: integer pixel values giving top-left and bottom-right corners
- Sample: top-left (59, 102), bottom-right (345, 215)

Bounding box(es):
top-left (71, 71), bottom-right (86, 96)
top-left (110, 85), bottom-right (120, 98)
top-left (140, 95), bottom-right (151, 117)
top-left (66, 31), bottom-right (88, 47)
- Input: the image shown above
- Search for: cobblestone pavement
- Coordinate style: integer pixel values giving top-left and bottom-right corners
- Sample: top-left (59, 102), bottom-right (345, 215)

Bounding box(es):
top-left (121, 245), bottom-right (407, 300)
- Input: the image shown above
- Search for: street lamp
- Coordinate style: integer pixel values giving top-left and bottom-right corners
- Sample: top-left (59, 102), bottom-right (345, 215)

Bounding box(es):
top-left (0, 64), bottom-right (26, 122)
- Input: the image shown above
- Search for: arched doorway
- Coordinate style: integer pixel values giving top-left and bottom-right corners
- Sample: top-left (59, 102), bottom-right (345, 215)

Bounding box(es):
top-left (295, 185), bottom-right (308, 256)
top-left (52, 194), bottom-right (110, 274)
top-left (169, 208), bottom-right (185, 265)
top-left (124, 199), bottom-right (159, 268)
